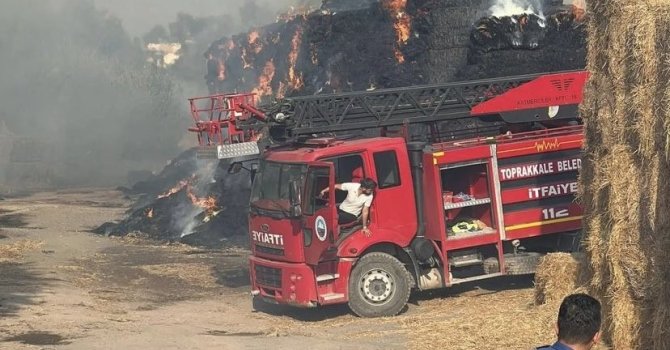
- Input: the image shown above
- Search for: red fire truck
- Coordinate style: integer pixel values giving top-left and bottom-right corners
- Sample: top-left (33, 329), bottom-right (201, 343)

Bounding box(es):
top-left (188, 70), bottom-right (588, 317)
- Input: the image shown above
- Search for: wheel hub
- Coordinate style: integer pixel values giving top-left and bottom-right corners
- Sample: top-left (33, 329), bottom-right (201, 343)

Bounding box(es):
top-left (360, 269), bottom-right (395, 304)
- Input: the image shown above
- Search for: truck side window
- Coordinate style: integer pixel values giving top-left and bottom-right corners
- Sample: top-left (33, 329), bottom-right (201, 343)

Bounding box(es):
top-left (304, 167), bottom-right (330, 216)
top-left (373, 151), bottom-right (400, 189)
top-left (323, 154), bottom-right (364, 203)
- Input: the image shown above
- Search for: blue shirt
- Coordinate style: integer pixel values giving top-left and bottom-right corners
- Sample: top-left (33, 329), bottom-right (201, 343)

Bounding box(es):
top-left (536, 342), bottom-right (574, 350)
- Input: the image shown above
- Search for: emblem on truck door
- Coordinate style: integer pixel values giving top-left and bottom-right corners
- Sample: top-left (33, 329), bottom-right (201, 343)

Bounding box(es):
top-left (315, 216), bottom-right (327, 241)
top-left (260, 224), bottom-right (270, 232)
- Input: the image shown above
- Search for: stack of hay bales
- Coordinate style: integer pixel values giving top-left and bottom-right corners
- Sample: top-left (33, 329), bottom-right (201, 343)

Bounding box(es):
top-left (578, 0), bottom-right (670, 348)
top-left (534, 253), bottom-right (587, 306)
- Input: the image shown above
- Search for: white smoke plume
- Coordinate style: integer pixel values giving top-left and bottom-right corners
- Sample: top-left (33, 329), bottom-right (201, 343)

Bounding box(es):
top-left (489, 0), bottom-right (545, 18)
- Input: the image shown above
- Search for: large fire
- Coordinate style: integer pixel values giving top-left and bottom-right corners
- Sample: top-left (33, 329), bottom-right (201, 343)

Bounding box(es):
top-left (382, 0), bottom-right (411, 64)
top-left (251, 60), bottom-right (276, 99)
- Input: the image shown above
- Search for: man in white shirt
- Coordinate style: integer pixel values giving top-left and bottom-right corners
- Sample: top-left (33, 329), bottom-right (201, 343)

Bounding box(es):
top-left (320, 178), bottom-right (377, 236)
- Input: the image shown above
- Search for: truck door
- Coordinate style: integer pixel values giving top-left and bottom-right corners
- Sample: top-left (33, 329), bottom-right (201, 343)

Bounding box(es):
top-left (302, 162), bottom-right (337, 265)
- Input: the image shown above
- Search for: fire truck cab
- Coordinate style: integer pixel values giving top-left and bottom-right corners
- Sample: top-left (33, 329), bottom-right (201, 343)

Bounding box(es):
top-left (190, 70), bottom-right (589, 317)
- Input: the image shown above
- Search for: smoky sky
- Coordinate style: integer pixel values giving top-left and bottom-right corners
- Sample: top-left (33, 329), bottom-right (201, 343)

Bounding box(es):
top-left (91, 0), bottom-right (321, 36)
top-left (0, 0), bottom-right (319, 191)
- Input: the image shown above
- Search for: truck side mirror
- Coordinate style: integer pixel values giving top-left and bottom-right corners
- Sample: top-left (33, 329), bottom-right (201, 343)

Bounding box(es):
top-left (288, 179), bottom-right (302, 217)
top-left (250, 163), bottom-right (258, 182)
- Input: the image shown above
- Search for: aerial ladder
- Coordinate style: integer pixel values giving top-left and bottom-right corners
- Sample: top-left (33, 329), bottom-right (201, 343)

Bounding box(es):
top-left (187, 70), bottom-right (588, 160)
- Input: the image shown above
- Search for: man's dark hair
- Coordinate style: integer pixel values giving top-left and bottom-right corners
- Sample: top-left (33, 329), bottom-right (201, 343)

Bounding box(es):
top-left (557, 293), bottom-right (602, 344)
top-left (360, 178), bottom-right (377, 191)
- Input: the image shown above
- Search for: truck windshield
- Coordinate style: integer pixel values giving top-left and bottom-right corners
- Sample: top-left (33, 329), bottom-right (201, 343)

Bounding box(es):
top-left (250, 161), bottom-right (306, 212)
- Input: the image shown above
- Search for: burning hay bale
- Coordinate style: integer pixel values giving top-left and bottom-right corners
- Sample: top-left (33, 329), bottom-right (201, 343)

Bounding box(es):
top-left (471, 13), bottom-right (549, 51)
top-left (534, 252), bottom-right (587, 306)
top-left (471, 10), bottom-right (584, 52)
top-left (206, 0), bottom-right (423, 99)
top-left (462, 7), bottom-right (586, 80)
top-left (205, 0), bottom-right (587, 99)
top-left (578, 1), bottom-right (670, 348)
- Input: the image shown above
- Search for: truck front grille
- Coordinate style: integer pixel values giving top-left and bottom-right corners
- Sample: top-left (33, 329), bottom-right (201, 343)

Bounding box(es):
top-left (254, 265), bottom-right (282, 288)
top-left (255, 244), bottom-right (285, 256)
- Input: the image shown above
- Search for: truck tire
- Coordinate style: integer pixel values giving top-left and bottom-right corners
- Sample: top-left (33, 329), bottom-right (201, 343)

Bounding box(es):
top-left (348, 252), bottom-right (412, 318)
top-left (483, 252), bottom-right (543, 275)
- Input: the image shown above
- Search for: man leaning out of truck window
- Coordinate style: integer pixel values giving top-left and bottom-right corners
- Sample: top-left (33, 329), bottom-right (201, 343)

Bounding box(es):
top-left (320, 178), bottom-right (377, 237)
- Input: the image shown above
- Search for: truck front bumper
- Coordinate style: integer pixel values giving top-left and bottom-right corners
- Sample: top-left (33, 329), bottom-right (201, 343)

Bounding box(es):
top-left (249, 255), bottom-right (317, 307)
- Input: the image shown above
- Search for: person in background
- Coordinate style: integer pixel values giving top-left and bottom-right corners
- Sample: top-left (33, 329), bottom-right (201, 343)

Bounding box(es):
top-left (536, 293), bottom-right (602, 350)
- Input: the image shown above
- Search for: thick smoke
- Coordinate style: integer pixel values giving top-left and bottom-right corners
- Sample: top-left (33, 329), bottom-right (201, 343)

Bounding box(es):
top-left (0, 0), bottom-right (320, 192)
top-left (93, 0), bottom-right (322, 36)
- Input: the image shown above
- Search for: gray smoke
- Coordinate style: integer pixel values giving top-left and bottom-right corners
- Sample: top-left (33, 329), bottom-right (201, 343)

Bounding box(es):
top-left (0, 0), bottom-right (318, 192)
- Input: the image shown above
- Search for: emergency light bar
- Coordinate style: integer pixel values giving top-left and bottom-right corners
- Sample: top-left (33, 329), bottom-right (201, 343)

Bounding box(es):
top-left (217, 141), bottom-right (261, 160)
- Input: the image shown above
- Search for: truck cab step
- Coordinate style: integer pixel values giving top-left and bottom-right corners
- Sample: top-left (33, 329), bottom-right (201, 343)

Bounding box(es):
top-left (316, 273), bottom-right (340, 282)
top-left (321, 293), bottom-right (345, 301)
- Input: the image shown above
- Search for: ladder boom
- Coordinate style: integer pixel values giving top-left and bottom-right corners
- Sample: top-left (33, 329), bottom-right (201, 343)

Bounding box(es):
top-left (272, 70), bottom-right (585, 138)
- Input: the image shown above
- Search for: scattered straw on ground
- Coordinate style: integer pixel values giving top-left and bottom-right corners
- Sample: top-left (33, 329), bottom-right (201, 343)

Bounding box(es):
top-left (0, 239), bottom-right (44, 262)
top-left (140, 263), bottom-right (218, 288)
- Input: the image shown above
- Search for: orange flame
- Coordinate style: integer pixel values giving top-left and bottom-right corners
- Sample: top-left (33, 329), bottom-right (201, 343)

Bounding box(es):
top-left (276, 82), bottom-right (287, 100)
top-left (241, 47), bottom-right (253, 69)
top-left (248, 30), bottom-right (263, 54)
top-left (187, 191), bottom-right (218, 214)
top-left (217, 58), bottom-right (226, 80)
top-left (215, 39), bottom-right (235, 80)
top-left (394, 49), bottom-right (405, 64)
top-left (251, 59), bottom-right (276, 99)
top-left (571, 0), bottom-right (586, 21)
top-left (157, 179), bottom-right (190, 199)
top-left (288, 26), bottom-right (304, 91)
top-left (382, 0), bottom-right (411, 64)
top-left (157, 177), bottom-right (219, 215)
top-left (249, 31), bottom-right (260, 44)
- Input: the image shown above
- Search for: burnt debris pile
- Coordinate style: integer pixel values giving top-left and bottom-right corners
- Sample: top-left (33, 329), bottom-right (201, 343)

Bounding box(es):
top-left (96, 151), bottom-right (251, 247)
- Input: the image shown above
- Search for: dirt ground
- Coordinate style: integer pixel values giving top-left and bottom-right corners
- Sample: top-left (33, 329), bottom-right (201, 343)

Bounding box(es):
top-left (0, 189), bottom-right (563, 350)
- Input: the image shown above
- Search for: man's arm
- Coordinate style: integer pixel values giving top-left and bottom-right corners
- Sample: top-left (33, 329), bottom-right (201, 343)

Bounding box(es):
top-left (362, 195), bottom-right (373, 237)
top-left (362, 206), bottom-right (370, 228)
top-left (320, 183), bottom-right (343, 196)
top-left (361, 206), bottom-right (372, 237)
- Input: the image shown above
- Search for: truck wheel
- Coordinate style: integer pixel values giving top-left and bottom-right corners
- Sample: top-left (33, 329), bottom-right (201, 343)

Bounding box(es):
top-left (348, 252), bottom-right (412, 318)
